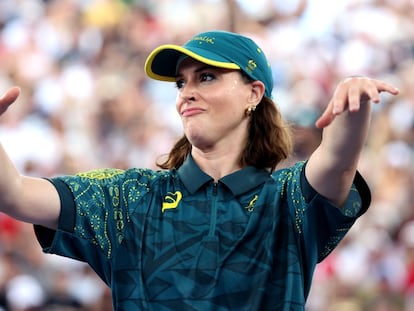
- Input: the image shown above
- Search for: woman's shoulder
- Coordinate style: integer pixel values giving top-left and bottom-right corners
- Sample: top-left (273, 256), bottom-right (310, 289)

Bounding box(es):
top-left (270, 161), bottom-right (306, 180)
top-left (51, 167), bottom-right (177, 189)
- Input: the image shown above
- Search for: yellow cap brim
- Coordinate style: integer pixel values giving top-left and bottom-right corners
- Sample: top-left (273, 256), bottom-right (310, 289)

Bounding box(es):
top-left (144, 44), bottom-right (240, 82)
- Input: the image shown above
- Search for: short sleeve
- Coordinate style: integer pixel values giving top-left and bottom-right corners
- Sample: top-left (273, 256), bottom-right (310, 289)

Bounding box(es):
top-left (300, 164), bottom-right (371, 217)
top-left (33, 168), bottom-right (156, 284)
top-left (34, 178), bottom-right (76, 250)
top-left (298, 165), bottom-right (371, 262)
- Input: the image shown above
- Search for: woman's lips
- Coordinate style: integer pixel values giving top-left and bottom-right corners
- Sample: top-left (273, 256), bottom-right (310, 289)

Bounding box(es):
top-left (181, 107), bottom-right (205, 117)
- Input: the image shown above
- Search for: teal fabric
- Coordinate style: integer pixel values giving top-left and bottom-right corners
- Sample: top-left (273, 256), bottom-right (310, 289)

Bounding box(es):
top-left (34, 157), bottom-right (369, 310)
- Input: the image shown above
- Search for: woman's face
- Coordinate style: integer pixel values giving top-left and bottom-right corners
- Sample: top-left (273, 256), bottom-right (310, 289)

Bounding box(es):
top-left (175, 58), bottom-right (263, 151)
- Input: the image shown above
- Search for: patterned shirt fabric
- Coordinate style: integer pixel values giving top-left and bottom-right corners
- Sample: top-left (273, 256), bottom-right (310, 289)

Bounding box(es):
top-left (34, 156), bottom-right (370, 311)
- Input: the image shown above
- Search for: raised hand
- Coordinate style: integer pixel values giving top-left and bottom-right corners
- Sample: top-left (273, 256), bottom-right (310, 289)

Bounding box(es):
top-left (315, 77), bottom-right (399, 128)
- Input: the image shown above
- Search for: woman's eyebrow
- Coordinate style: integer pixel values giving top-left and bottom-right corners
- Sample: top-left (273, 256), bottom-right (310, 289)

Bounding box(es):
top-left (176, 65), bottom-right (214, 78)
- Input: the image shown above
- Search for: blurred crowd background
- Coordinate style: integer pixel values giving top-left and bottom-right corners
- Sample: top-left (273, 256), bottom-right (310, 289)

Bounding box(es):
top-left (0, 0), bottom-right (412, 310)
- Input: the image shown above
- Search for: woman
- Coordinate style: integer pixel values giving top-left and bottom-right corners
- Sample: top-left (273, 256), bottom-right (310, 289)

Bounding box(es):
top-left (0, 30), bottom-right (399, 310)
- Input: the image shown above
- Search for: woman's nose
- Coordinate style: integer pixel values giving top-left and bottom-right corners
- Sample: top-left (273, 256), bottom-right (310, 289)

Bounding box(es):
top-left (179, 83), bottom-right (197, 101)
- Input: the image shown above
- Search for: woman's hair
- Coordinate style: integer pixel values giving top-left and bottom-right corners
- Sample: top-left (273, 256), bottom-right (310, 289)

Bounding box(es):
top-left (156, 90), bottom-right (293, 172)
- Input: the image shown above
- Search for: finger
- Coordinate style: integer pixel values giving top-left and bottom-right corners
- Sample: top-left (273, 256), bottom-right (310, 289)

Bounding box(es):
top-left (315, 113), bottom-right (335, 129)
top-left (347, 84), bottom-right (362, 112)
top-left (363, 83), bottom-right (382, 104)
top-left (0, 87), bottom-right (21, 115)
top-left (0, 87), bottom-right (20, 104)
top-left (332, 87), bottom-right (347, 115)
top-left (315, 101), bottom-right (335, 128)
top-left (375, 80), bottom-right (400, 95)
top-left (348, 79), bottom-right (387, 111)
top-left (358, 79), bottom-right (398, 107)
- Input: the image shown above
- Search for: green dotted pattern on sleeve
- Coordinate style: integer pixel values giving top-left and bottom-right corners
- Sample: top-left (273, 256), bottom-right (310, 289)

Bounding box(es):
top-left (59, 168), bottom-right (159, 259)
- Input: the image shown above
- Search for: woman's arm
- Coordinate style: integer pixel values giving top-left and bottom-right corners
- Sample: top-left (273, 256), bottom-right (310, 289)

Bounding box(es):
top-left (305, 77), bottom-right (399, 207)
top-left (0, 87), bottom-right (60, 229)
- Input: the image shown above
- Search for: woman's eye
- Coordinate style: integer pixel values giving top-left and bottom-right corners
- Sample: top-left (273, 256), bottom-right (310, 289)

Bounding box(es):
top-left (175, 72), bottom-right (215, 89)
top-left (200, 73), bottom-right (215, 82)
top-left (175, 79), bottom-right (185, 89)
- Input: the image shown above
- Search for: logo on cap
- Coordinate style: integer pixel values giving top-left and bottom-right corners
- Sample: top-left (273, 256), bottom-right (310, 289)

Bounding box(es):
top-left (245, 59), bottom-right (257, 74)
top-left (191, 35), bottom-right (215, 45)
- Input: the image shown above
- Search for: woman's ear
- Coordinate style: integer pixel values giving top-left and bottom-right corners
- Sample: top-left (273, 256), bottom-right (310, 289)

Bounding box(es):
top-left (248, 80), bottom-right (265, 104)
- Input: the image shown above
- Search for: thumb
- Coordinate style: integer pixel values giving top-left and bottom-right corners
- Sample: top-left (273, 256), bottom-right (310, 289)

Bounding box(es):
top-left (315, 104), bottom-right (335, 128)
top-left (315, 107), bottom-right (335, 128)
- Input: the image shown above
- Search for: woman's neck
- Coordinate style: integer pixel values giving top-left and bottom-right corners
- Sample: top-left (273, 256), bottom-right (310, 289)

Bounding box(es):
top-left (191, 148), bottom-right (243, 182)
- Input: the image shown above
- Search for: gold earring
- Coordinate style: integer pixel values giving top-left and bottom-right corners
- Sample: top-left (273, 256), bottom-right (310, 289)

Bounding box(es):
top-left (245, 105), bottom-right (256, 117)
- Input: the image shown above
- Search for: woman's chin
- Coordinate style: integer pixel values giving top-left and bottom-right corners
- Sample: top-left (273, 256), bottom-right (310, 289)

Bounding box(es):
top-left (186, 133), bottom-right (213, 151)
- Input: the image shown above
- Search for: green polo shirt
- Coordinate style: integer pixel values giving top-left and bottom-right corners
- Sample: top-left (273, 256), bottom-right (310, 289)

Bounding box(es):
top-left (35, 156), bottom-right (370, 311)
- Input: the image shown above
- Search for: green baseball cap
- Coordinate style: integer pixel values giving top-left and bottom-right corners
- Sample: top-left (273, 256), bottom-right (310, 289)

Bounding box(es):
top-left (144, 30), bottom-right (274, 98)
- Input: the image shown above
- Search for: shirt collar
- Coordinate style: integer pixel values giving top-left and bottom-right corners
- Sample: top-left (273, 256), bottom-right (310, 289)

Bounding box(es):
top-left (177, 155), bottom-right (270, 195)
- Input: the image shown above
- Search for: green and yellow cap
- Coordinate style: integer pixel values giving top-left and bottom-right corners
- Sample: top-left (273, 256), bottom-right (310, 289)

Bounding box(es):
top-left (144, 30), bottom-right (274, 98)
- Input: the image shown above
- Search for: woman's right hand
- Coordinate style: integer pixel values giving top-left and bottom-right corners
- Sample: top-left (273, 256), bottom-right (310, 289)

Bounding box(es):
top-left (0, 87), bottom-right (20, 115)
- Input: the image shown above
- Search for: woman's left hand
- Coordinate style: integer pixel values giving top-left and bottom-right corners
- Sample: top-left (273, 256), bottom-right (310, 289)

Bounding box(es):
top-left (315, 77), bottom-right (399, 128)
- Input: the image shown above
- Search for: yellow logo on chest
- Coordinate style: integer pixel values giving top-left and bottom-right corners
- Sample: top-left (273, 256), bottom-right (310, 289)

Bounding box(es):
top-left (245, 195), bottom-right (259, 212)
top-left (162, 191), bottom-right (182, 212)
